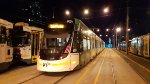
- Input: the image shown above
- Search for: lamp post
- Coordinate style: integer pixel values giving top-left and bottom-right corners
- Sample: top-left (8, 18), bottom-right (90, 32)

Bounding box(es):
top-left (116, 27), bottom-right (121, 49)
top-left (126, 1), bottom-right (129, 55)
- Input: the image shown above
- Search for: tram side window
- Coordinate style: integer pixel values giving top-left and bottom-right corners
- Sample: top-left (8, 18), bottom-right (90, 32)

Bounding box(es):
top-left (83, 38), bottom-right (87, 51)
top-left (7, 29), bottom-right (12, 46)
top-left (25, 32), bottom-right (31, 45)
top-left (92, 37), bottom-right (95, 49)
top-left (97, 40), bottom-right (100, 48)
top-left (0, 26), bottom-right (6, 43)
top-left (0, 34), bottom-right (6, 43)
top-left (87, 37), bottom-right (90, 49)
top-left (71, 31), bottom-right (83, 52)
top-left (95, 40), bottom-right (99, 48)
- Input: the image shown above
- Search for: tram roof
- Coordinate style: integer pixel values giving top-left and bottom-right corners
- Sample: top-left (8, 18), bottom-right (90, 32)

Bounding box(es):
top-left (0, 18), bottom-right (13, 29)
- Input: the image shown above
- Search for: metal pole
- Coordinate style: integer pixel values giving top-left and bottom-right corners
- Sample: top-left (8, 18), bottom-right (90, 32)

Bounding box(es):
top-left (126, 1), bottom-right (129, 55)
top-left (113, 35), bottom-right (115, 48)
top-left (116, 31), bottom-right (117, 49)
top-left (52, 8), bottom-right (55, 19)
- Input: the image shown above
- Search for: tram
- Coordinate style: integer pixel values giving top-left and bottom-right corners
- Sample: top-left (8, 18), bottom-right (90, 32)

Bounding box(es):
top-left (119, 33), bottom-right (150, 58)
top-left (12, 22), bottom-right (44, 64)
top-left (37, 18), bottom-right (105, 72)
top-left (130, 33), bottom-right (150, 58)
top-left (0, 19), bottom-right (13, 71)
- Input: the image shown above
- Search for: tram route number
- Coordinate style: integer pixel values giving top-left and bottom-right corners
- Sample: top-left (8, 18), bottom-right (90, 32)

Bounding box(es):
top-left (43, 62), bottom-right (51, 67)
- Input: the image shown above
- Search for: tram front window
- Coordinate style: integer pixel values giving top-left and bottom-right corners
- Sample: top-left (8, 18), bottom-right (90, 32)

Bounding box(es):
top-left (0, 26), bottom-right (6, 43)
top-left (12, 32), bottom-right (31, 47)
top-left (40, 34), bottom-right (71, 60)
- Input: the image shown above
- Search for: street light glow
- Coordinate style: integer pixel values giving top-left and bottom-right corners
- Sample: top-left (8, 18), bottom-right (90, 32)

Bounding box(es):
top-left (97, 29), bottom-right (100, 32)
top-left (106, 28), bottom-right (109, 32)
top-left (84, 9), bottom-right (89, 15)
top-left (116, 27), bottom-right (121, 32)
top-left (100, 34), bottom-right (102, 37)
top-left (103, 7), bottom-right (109, 14)
top-left (65, 10), bottom-right (70, 16)
top-left (128, 28), bottom-right (131, 31)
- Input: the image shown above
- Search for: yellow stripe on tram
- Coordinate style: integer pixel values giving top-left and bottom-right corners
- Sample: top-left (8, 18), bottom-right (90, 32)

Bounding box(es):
top-left (37, 60), bottom-right (79, 66)
top-left (52, 61), bottom-right (71, 66)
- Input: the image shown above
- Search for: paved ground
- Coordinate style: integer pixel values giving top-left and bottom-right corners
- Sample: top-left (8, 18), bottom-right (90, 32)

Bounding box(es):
top-left (58, 48), bottom-right (146, 84)
top-left (115, 49), bottom-right (150, 83)
top-left (0, 48), bottom-right (147, 84)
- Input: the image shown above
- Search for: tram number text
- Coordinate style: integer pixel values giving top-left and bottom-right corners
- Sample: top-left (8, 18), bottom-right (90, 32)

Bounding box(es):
top-left (43, 62), bottom-right (50, 67)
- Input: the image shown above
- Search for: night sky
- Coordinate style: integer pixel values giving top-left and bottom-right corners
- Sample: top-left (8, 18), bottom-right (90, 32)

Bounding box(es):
top-left (0, 0), bottom-right (149, 42)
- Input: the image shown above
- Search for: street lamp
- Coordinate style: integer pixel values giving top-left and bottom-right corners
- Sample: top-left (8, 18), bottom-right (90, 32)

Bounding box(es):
top-left (116, 27), bottom-right (121, 49)
top-left (97, 29), bottom-right (100, 32)
top-left (106, 28), bottom-right (109, 32)
top-left (128, 28), bottom-right (131, 32)
top-left (103, 7), bottom-right (109, 14)
top-left (100, 34), bottom-right (102, 37)
top-left (65, 10), bottom-right (70, 16)
top-left (116, 27), bottom-right (121, 32)
top-left (84, 9), bottom-right (89, 15)
top-left (92, 28), bottom-right (100, 32)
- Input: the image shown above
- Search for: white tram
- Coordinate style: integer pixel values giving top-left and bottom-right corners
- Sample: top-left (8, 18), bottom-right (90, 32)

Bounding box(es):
top-left (37, 18), bottom-right (105, 72)
top-left (0, 19), bottom-right (13, 71)
top-left (12, 22), bottom-right (44, 64)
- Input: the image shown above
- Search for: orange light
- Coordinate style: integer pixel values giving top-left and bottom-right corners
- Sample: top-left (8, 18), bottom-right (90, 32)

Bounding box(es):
top-left (48, 24), bottom-right (64, 28)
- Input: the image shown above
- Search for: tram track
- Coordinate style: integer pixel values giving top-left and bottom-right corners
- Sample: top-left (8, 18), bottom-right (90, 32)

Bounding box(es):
top-left (18, 71), bottom-right (71, 84)
top-left (18, 51), bottom-right (105, 84)
top-left (75, 49), bottom-right (106, 84)
top-left (74, 50), bottom-right (105, 84)
top-left (14, 50), bottom-right (106, 84)
top-left (53, 72), bottom-right (71, 84)
top-left (19, 72), bottom-right (44, 84)
top-left (4, 49), bottom-right (146, 84)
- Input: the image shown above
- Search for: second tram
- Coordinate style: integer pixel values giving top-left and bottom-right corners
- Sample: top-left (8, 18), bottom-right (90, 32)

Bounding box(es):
top-left (37, 18), bottom-right (105, 72)
top-left (0, 19), bottom-right (13, 71)
top-left (119, 33), bottom-right (150, 58)
top-left (12, 22), bottom-right (44, 64)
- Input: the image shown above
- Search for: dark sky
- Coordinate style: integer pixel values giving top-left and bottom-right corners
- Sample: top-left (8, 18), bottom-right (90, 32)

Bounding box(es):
top-left (0, 0), bottom-right (149, 42)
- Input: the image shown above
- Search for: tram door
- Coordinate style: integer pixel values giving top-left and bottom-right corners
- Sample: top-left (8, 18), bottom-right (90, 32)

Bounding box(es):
top-left (31, 32), bottom-right (39, 63)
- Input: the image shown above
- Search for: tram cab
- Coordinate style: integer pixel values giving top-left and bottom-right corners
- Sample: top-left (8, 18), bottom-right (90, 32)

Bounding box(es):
top-left (0, 19), bottom-right (13, 71)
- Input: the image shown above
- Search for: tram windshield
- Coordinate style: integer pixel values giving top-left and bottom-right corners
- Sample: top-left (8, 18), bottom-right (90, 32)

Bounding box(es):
top-left (12, 31), bottom-right (31, 47)
top-left (40, 33), bottom-right (72, 60)
top-left (0, 26), bottom-right (6, 43)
